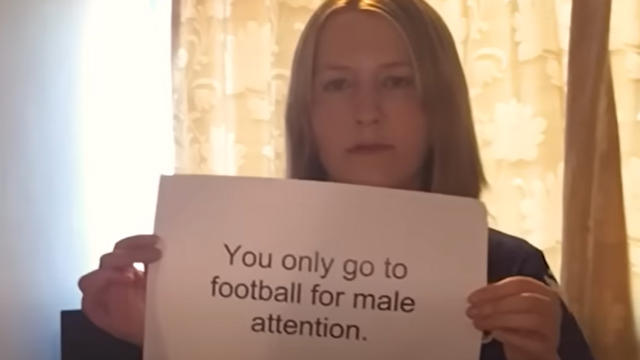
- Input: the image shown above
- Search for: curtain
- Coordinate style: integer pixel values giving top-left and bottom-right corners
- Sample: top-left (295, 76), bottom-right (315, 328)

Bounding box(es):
top-left (171, 0), bottom-right (640, 357)
top-left (562, 0), bottom-right (638, 359)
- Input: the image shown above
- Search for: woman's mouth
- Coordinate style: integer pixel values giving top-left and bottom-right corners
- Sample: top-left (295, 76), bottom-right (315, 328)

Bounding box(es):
top-left (347, 143), bottom-right (396, 155)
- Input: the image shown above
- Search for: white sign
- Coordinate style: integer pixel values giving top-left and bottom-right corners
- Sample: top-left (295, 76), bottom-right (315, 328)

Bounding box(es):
top-left (144, 175), bottom-right (488, 360)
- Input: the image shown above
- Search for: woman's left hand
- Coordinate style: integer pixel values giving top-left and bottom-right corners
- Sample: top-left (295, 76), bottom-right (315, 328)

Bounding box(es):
top-left (466, 276), bottom-right (562, 360)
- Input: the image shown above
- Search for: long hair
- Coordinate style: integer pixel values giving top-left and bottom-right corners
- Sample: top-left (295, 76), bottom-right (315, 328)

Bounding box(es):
top-left (284, 0), bottom-right (486, 199)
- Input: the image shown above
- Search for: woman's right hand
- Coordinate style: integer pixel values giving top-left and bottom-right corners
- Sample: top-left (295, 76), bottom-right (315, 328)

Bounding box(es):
top-left (78, 234), bottom-right (162, 346)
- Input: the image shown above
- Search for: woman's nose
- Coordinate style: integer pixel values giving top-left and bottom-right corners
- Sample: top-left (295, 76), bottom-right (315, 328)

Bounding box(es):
top-left (354, 85), bottom-right (382, 125)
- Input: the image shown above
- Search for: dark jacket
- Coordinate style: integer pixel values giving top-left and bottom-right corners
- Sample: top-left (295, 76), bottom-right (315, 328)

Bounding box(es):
top-left (61, 229), bottom-right (594, 360)
top-left (481, 229), bottom-right (593, 359)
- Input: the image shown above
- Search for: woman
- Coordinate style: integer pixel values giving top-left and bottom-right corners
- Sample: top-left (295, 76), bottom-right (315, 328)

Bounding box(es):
top-left (78, 0), bottom-right (595, 359)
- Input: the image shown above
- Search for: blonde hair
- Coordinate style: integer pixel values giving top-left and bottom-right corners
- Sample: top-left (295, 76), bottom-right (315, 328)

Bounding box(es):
top-left (284, 0), bottom-right (486, 199)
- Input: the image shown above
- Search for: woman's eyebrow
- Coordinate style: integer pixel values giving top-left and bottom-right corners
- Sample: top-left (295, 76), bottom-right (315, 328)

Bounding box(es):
top-left (316, 60), bottom-right (412, 72)
top-left (379, 61), bottom-right (412, 69)
top-left (316, 64), bottom-right (352, 72)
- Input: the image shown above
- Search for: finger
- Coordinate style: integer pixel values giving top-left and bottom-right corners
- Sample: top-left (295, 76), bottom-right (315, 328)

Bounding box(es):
top-left (469, 277), bottom-right (554, 303)
top-left (78, 269), bottom-right (133, 295)
top-left (132, 267), bottom-right (146, 282)
top-left (467, 293), bottom-right (552, 319)
top-left (472, 313), bottom-right (548, 338)
top-left (492, 329), bottom-right (551, 358)
top-left (113, 234), bottom-right (160, 251)
top-left (99, 247), bottom-right (162, 269)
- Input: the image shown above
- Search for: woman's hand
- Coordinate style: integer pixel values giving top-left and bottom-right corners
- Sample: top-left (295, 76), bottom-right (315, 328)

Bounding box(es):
top-left (466, 276), bottom-right (562, 360)
top-left (78, 234), bottom-right (162, 346)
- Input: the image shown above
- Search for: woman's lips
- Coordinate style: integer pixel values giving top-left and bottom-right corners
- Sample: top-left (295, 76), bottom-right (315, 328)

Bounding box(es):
top-left (347, 144), bottom-right (396, 155)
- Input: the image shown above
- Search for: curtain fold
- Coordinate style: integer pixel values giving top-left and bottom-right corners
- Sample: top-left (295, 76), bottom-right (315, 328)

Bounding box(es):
top-left (562, 0), bottom-right (638, 358)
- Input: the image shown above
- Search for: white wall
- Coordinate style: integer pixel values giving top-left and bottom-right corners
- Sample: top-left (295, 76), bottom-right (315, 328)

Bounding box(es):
top-left (0, 1), bottom-right (88, 359)
top-left (0, 0), bottom-right (173, 359)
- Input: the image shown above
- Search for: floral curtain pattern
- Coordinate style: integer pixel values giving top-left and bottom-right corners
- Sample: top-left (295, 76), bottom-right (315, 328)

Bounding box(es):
top-left (172, 0), bottom-right (640, 356)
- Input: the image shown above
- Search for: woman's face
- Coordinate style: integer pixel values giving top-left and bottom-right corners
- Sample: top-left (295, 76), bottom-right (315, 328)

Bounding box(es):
top-left (311, 9), bottom-right (428, 190)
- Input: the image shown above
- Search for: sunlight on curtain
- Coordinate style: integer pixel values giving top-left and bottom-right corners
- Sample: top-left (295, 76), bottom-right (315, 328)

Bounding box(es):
top-left (172, 0), bottom-right (640, 330)
top-left (79, 0), bottom-right (174, 271)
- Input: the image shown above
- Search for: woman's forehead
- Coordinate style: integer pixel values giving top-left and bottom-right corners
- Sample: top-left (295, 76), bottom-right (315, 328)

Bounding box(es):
top-left (314, 10), bottom-right (412, 66)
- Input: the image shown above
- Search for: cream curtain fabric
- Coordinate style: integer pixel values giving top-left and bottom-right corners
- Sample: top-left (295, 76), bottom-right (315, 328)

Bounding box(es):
top-left (562, 1), bottom-right (638, 358)
top-left (171, 0), bottom-right (640, 358)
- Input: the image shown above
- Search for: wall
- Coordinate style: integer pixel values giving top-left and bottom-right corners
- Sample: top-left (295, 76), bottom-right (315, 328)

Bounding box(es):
top-left (0, 0), bottom-right (173, 359)
top-left (0, 0), bottom-right (88, 359)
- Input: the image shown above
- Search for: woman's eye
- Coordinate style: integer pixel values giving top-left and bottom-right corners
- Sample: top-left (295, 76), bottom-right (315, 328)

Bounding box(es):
top-left (383, 75), bottom-right (414, 88)
top-left (322, 78), bottom-right (350, 92)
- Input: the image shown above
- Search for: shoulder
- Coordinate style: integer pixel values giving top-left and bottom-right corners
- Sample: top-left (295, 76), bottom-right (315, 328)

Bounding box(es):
top-left (487, 228), bottom-right (541, 260)
top-left (487, 228), bottom-right (554, 284)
